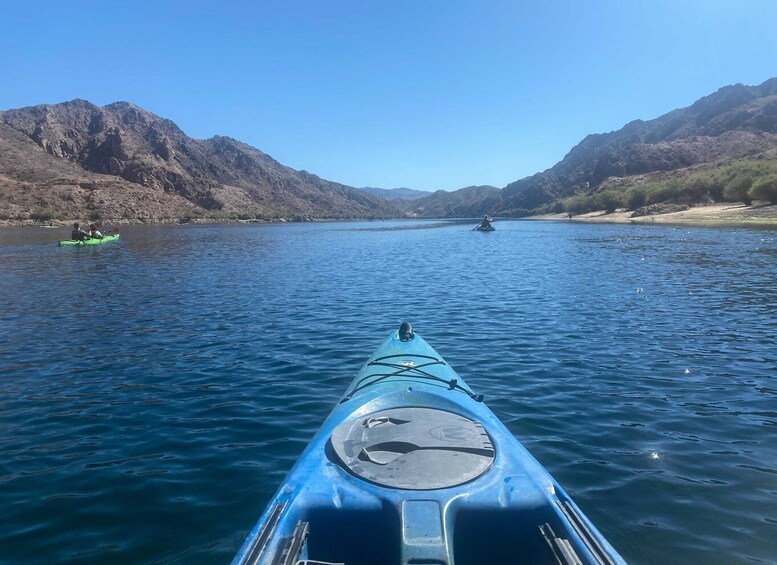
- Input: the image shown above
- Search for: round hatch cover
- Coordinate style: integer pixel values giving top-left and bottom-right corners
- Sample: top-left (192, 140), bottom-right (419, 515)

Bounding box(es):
top-left (330, 407), bottom-right (495, 490)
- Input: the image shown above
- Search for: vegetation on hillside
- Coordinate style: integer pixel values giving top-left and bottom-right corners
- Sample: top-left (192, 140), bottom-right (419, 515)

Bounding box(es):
top-left (532, 160), bottom-right (777, 216)
top-left (502, 77), bottom-right (777, 213)
top-left (29, 208), bottom-right (61, 221)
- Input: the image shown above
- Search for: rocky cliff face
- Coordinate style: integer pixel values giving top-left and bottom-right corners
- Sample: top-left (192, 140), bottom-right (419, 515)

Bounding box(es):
top-left (0, 100), bottom-right (396, 221)
top-left (501, 77), bottom-right (777, 212)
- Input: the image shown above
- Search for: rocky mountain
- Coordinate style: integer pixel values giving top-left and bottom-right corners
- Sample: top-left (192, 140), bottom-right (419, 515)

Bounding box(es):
top-left (0, 100), bottom-right (396, 221)
top-left (501, 77), bottom-right (777, 213)
top-left (4, 78), bottom-right (776, 223)
top-left (360, 186), bottom-right (432, 201)
top-left (390, 77), bottom-right (777, 219)
top-left (397, 185), bottom-right (501, 218)
top-left (0, 120), bottom-right (194, 222)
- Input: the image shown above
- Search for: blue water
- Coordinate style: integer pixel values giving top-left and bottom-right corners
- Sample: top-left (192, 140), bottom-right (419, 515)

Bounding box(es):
top-left (1, 220), bottom-right (775, 564)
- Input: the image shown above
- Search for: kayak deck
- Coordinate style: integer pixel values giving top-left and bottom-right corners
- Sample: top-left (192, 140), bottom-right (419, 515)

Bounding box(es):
top-left (58, 234), bottom-right (120, 246)
top-left (234, 325), bottom-right (625, 565)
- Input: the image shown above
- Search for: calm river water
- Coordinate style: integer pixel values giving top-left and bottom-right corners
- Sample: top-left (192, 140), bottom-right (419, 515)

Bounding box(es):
top-left (0, 220), bottom-right (775, 564)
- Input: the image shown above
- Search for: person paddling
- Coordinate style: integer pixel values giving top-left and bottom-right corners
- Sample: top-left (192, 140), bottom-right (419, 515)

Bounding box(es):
top-left (71, 223), bottom-right (89, 241)
top-left (479, 215), bottom-right (493, 229)
top-left (88, 222), bottom-right (104, 239)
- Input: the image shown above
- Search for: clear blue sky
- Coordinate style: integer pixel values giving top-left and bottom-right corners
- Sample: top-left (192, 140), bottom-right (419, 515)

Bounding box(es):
top-left (2, 0), bottom-right (776, 191)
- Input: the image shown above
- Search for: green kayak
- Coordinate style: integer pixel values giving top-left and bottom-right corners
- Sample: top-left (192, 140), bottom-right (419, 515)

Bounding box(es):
top-left (58, 234), bottom-right (120, 246)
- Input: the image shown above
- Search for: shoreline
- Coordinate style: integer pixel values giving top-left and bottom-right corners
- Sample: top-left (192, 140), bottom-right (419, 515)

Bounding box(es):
top-left (0, 216), bottom-right (392, 229)
top-left (523, 203), bottom-right (777, 227)
top-left (2, 203), bottom-right (777, 229)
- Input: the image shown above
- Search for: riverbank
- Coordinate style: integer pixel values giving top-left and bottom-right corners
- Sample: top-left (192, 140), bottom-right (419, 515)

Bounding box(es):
top-left (3, 203), bottom-right (777, 228)
top-left (525, 203), bottom-right (777, 227)
top-left (0, 216), bottom-right (373, 228)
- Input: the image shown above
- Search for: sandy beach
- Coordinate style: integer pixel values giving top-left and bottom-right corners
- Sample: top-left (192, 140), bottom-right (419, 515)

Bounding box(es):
top-left (526, 203), bottom-right (777, 227)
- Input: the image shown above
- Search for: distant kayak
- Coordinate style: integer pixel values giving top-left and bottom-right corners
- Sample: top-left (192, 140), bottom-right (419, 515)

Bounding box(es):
top-left (234, 323), bottom-right (625, 565)
top-left (474, 215), bottom-right (495, 231)
top-left (58, 234), bottom-right (120, 247)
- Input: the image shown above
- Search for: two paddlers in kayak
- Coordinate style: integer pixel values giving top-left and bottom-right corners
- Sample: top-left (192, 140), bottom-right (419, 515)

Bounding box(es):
top-left (71, 222), bottom-right (104, 241)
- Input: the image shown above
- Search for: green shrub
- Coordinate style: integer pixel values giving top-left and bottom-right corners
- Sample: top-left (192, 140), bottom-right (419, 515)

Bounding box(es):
top-left (532, 201), bottom-right (562, 215)
top-left (680, 177), bottom-right (712, 202)
top-left (646, 182), bottom-right (680, 204)
top-left (723, 175), bottom-right (753, 205)
top-left (626, 188), bottom-right (647, 210)
top-left (30, 208), bottom-right (60, 221)
top-left (593, 190), bottom-right (623, 214)
top-left (564, 195), bottom-right (596, 216)
top-left (209, 209), bottom-right (238, 220)
top-left (706, 176), bottom-right (725, 201)
top-left (550, 201), bottom-right (565, 214)
top-left (749, 175), bottom-right (777, 204)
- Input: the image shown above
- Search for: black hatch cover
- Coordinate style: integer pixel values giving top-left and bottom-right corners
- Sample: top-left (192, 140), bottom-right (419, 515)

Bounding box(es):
top-left (330, 407), bottom-right (495, 490)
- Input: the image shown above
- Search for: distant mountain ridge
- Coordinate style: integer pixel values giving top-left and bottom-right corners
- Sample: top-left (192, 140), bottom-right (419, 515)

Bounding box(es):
top-left (404, 77), bottom-right (777, 217)
top-left (395, 185), bottom-right (501, 217)
top-left (2, 77), bottom-right (776, 223)
top-left (0, 99), bottom-right (395, 221)
top-left (500, 77), bottom-right (777, 213)
top-left (360, 186), bottom-right (432, 200)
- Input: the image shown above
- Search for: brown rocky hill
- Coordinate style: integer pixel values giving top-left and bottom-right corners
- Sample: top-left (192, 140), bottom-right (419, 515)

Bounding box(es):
top-left (395, 185), bottom-right (501, 218)
top-left (0, 100), bottom-right (395, 221)
top-left (501, 77), bottom-right (777, 213)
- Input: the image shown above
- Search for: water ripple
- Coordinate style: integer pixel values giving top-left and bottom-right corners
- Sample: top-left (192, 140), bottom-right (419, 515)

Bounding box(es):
top-left (0, 221), bottom-right (775, 563)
